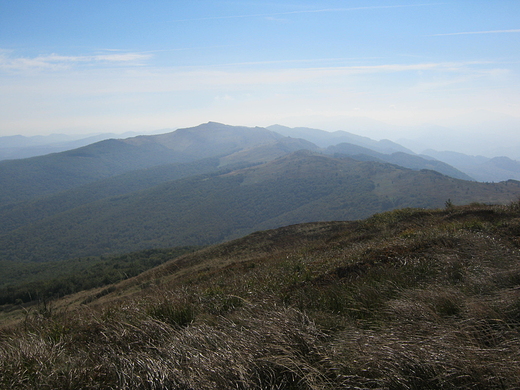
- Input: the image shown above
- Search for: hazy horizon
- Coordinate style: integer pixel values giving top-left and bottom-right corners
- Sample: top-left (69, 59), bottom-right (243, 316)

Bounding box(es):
top-left (1, 1), bottom-right (519, 156)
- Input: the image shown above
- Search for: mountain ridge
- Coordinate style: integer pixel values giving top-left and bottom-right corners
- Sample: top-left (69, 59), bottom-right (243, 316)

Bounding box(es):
top-left (0, 123), bottom-right (284, 205)
top-left (267, 123), bottom-right (413, 153)
top-left (4, 122), bottom-right (519, 185)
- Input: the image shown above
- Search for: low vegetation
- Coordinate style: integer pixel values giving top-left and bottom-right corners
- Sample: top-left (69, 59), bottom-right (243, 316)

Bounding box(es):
top-left (2, 201), bottom-right (520, 388)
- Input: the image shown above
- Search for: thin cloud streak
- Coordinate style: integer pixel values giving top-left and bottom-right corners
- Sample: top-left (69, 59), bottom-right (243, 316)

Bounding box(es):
top-left (0, 52), bottom-right (152, 71)
top-left (172, 3), bottom-right (441, 22)
top-left (200, 57), bottom-right (385, 68)
top-left (114, 61), bottom-right (497, 94)
top-left (1, 59), bottom-right (498, 128)
top-left (430, 29), bottom-right (520, 36)
top-left (16, 61), bottom-right (495, 96)
top-left (190, 61), bottom-right (495, 81)
top-left (1, 60), bottom-right (516, 135)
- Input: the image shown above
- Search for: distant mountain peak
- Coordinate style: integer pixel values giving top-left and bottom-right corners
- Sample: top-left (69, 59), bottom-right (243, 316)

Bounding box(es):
top-left (267, 124), bottom-right (414, 154)
top-left (122, 123), bottom-right (282, 158)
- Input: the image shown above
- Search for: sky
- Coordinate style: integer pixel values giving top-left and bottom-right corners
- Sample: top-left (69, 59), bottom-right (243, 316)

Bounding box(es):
top-left (1, 0), bottom-right (519, 152)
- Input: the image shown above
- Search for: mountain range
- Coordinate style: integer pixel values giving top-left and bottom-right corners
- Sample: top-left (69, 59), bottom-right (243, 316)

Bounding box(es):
top-left (1, 122), bottom-right (520, 274)
top-left (422, 149), bottom-right (520, 182)
top-left (4, 121), bottom-right (520, 182)
top-left (267, 124), bottom-right (520, 182)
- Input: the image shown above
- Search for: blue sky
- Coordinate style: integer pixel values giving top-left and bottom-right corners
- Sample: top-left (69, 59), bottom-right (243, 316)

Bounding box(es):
top-left (1, 0), bottom-right (519, 145)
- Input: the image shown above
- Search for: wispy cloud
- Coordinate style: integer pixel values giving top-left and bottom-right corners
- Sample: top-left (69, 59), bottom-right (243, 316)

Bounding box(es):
top-left (201, 57), bottom-right (385, 68)
top-left (193, 60), bottom-right (495, 79)
top-left (0, 51), bottom-right (152, 71)
top-left (430, 29), bottom-right (520, 36)
top-left (79, 61), bottom-right (499, 95)
top-left (172, 3), bottom-right (441, 22)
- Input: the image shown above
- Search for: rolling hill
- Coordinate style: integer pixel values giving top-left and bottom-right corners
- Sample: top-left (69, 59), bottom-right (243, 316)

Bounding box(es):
top-left (1, 122), bottom-right (480, 207)
top-left (2, 121), bottom-right (520, 388)
top-left (326, 143), bottom-right (473, 180)
top-left (1, 120), bottom-right (520, 297)
top-left (272, 124), bottom-right (520, 183)
top-left (267, 124), bottom-right (413, 153)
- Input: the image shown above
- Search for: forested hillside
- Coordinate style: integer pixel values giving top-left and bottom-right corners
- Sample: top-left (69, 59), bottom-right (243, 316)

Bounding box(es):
top-left (267, 124), bottom-right (413, 153)
top-left (0, 246), bottom-right (200, 306)
top-left (327, 143), bottom-right (473, 180)
top-left (0, 157), bottom-right (223, 235)
top-left (0, 122), bottom-right (481, 208)
top-left (1, 151), bottom-right (518, 267)
top-left (0, 139), bottom-right (180, 204)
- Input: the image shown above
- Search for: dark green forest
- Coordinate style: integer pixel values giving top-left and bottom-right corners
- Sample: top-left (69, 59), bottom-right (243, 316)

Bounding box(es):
top-left (0, 246), bottom-right (199, 306)
top-left (0, 156), bottom-right (224, 235)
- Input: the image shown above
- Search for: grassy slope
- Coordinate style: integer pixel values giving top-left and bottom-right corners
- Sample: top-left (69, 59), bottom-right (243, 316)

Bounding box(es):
top-left (2, 202), bottom-right (520, 388)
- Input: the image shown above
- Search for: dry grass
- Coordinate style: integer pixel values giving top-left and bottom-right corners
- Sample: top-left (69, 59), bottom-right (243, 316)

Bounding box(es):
top-left (3, 202), bottom-right (520, 388)
top-left (1, 301), bottom-right (329, 389)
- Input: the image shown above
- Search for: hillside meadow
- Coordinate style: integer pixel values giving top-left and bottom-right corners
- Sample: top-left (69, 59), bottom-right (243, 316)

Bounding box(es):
top-left (2, 202), bottom-right (520, 388)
